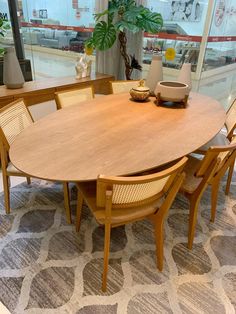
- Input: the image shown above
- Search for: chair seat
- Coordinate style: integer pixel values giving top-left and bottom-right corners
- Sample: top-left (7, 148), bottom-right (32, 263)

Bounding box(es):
top-left (77, 181), bottom-right (163, 225)
top-left (7, 162), bottom-right (22, 175)
top-left (180, 156), bottom-right (202, 194)
top-left (196, 132), bottom-right (230, 154)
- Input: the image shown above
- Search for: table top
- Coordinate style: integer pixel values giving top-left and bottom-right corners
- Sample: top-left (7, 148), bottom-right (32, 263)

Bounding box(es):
top-left (10, 92), bottom-right (226, 182)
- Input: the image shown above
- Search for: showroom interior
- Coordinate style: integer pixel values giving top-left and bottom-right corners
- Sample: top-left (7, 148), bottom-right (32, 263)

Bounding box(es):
top-left (0, 0), bottom-right (235, 313)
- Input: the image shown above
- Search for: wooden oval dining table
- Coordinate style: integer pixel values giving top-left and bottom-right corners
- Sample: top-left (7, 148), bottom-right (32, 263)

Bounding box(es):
top-left (9, 92), bottom-right (226, 182)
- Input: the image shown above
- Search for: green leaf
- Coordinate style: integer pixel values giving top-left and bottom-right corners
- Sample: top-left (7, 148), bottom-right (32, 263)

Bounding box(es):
top-left (94, 10), bottom-right (109, 22)
top-left (93, 21), bottom-right (117, 51)
top-left (85, 37), bottom-right (95, 49)
top-left (0, 19), bottom-right (3, 27)
top-left (3, 23), bottom-right (10, 30)
top-left (137, 11), bottom-right (163, 33)
top-left (0, 47), bottom-right (5, 55)
top-left (115, 20), bottom-right (139, 33)
top-left (123, 5), bottom-right (145, 23)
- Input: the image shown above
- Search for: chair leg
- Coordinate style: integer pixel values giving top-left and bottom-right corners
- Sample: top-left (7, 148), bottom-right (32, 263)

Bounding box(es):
top-left (188, 199), bottom-right (199, 250)
top-left (26, 177), bottom-right (31, 185)
top-left (154, 221), bottom-right (164, 271)
top-left (76, 189), bottom-right (83, 232)
top-left (211, 181), bottom-right (220, 223)
top-left (63, 182), bottom-right (71, 224)
top-left (225, 161), bottom-right (234, 195)
top-left (102, 222), bottom-right (111, 292)
top-left (2, 173), bottom-right (10, 214)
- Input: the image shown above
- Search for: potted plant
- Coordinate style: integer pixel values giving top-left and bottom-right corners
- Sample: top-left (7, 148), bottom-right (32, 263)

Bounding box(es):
top-left (0, 17), bottom-right (11, 56)
top-left (86, 0), bottom-right (163, 80)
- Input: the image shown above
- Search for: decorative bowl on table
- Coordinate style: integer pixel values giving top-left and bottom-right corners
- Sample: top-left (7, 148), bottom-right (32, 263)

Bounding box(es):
top-left (155, 81), bottom-right (189, 107)
top-left (130, 80), bottom-right (150, 102)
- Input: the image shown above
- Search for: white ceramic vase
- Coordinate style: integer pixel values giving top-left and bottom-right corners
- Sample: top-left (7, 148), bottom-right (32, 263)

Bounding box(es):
top-left (145, 55), bottom-right (163, 95)
top-left (3, 47), bottom-right (25, 89)
top-left (177, 63), bottom-right (192, 91)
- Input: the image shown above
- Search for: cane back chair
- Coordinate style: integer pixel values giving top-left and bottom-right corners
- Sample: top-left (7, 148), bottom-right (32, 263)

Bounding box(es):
top-left (76, 157), bottom-right (187, 291)
top-left (0, 99), bottom-right (71, 223)
top-left (109, 80), bottom-right (140, 94)
top-left (180, 138), bottom-right (236, 249)
top-left (196, 98), bottom-right (236, 195)
top-left (55, 86), bottom-right (94, 110)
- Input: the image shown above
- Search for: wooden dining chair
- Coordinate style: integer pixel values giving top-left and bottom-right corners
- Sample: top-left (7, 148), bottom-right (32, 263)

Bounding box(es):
top-left (197, 98), bottom-right (236, 152)
top-left (76, 157), bottom-right (187, 291)
top-left (196, 98), bottom-right (236, 195)
top-left (180, 139), bottom-right (236, 249)
top-left (0, 99), bottom-right (71, 223)
top-left (55, 86), bottom-right (94, 109)
top-left (110, 80), bottom-right (140, 94)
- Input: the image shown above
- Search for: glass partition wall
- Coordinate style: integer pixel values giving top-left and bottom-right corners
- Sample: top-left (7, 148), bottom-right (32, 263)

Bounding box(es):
top-left (18, 0), bottom-right (95, 80)
top-left (198, 0), bottom-right (236, 108)
top-left (1, 0), bottom-right (236, 107)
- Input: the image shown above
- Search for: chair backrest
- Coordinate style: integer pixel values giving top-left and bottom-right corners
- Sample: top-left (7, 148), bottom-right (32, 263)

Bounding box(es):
top-left (225, 98), bottom-right (236, 139)
top-left (0, 99), bottom-right (33, 149)
top-left (96, 157), bottom-right (187, 208)
top-left (110, 80), bottom-right (140, 94)
top-left (196, 137), bottom-right (236, 178)
top-left (55, 86), bottom-right (94, 109)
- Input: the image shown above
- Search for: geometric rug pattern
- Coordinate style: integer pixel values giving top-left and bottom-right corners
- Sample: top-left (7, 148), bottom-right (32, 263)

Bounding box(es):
top-left (0, 174), bottom-right (235, 314)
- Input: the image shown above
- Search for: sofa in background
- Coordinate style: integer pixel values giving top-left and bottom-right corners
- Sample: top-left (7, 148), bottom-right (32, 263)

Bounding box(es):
top-left (39, 29), bottom-right (77, 49)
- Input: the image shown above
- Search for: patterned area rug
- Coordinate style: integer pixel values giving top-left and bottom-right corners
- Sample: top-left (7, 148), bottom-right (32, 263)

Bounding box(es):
top-left (0, 175), bottom-right (235, 314)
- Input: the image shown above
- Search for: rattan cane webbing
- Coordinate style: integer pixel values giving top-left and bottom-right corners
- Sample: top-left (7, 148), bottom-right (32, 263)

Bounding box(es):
top-left (111, 81), bottom-right (139, 94)
top-left (56, 87), bottom-right (94, 109)
top-left (112, 176), bottom-right (169, 204)
top-left (0, 100), bottom-right (33, 145)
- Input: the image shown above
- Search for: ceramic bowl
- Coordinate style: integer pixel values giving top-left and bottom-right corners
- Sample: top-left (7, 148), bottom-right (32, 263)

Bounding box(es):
top-left (155, 81), bottom-right (189, 102)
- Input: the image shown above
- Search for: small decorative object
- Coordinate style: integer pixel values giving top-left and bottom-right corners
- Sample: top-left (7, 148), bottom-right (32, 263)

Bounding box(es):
top-left (145, 55), bottom-right (163, 96)
top-left (177, 63), bottom-right (192, 91)
top-left (130, 80), bottom-right (150, 102)
top-left (75, 55), bottom-right (92, 79)
top-left (155, 81), bottom-right (189, 108)
top-left (3, 47), bottom-right (25, 89)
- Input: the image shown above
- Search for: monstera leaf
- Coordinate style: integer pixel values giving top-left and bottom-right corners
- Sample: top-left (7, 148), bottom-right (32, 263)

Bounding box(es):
top-left (93, 21), bottom-right (117, 50)
top-left (90, 2), bottom-right (163, 79)
top-left (137, 11), bottom-right (163, 33)
top-left (115, 20), bottom-right (140, 33)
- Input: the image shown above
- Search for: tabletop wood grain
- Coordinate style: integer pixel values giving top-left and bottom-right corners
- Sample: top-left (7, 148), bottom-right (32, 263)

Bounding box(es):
top-left (9, 92), bottom-right (226, 182)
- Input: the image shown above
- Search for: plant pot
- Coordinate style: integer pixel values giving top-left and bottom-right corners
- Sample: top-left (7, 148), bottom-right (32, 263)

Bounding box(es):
top-left (155, 81), bottom-right (189, 107)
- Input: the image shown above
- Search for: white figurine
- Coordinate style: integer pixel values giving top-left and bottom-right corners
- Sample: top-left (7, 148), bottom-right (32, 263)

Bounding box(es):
top-left (75, 55), bottom-right (92, 79)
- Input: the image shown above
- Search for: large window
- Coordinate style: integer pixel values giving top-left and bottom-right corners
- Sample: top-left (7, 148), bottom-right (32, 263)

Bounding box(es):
top-left (0, 0), bottom-right (14, 48)
top-left (144, 0), bottom-right (209, 72)
top-left (18, 0), bottom-right (96, 80)
top-left (202, 0), bottom-right (236, 71)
